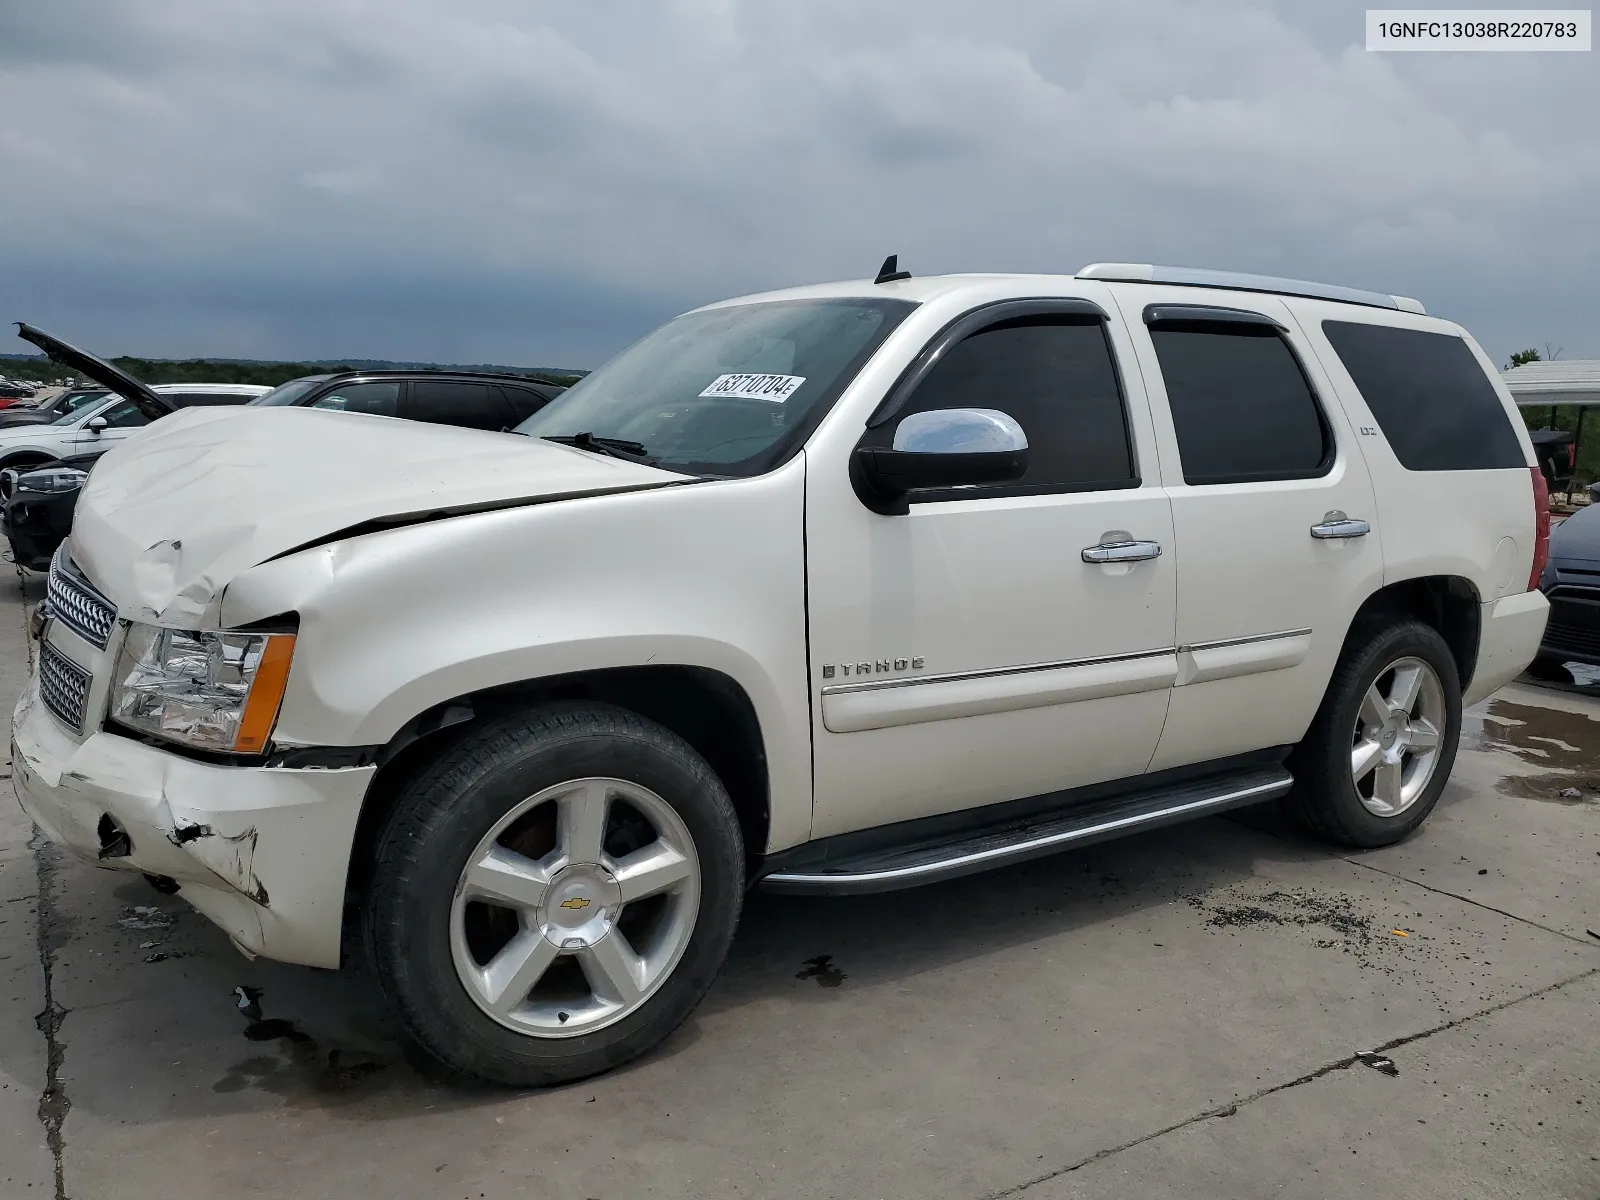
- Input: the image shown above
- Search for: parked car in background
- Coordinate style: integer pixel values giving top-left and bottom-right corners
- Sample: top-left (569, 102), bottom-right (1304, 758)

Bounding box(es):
top-left (0, 379), bottom-right (38, 405)
top-left (0, 387), bottom-right (108, 429)
top-left (1532, 500), bottom-right (1600, 676)
top-left (249, 370), bottom-right (564, 428)
top-left (13, 262), bottom-right (1549, 1087)
top-left (0, 381), bottom-right (269, 473)
top-left (1, 323), bottom-right (271, 568)
top-left (0, 367), bottom-right (567, 570)
top-left (1, 384), bottom-right (269, 569)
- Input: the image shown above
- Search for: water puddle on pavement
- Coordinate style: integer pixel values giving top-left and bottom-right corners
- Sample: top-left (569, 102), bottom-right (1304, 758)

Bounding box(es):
top-left (1473, 691), bottom-right (1600, 805)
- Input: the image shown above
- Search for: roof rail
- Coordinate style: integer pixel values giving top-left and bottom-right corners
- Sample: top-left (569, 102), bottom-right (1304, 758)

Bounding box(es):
top-left (1077, 263), bottom-right (1425, 315)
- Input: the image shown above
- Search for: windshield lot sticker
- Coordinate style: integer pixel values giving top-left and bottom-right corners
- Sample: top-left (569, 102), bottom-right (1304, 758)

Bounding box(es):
top-left (699, 373), bottom-right (806, 403)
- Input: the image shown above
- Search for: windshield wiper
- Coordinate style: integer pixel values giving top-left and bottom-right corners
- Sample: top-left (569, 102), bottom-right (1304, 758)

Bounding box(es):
top-left (540, 432), bottom-right (652, 460)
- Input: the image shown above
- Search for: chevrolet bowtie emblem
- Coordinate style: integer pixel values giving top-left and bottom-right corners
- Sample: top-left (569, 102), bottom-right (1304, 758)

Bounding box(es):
top-left (558, 897), bottom-right (591, 911)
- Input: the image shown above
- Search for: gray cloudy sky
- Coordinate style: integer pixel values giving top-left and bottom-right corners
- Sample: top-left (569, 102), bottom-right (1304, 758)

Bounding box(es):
top-left (1, 0), bottom-right (1595, 369)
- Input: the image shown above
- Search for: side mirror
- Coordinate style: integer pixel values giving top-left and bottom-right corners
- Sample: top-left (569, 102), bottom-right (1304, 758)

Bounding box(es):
top-left (85, 416), bottom-right (107, 434)
top-left (853, 408), bottom-right (1029, 515)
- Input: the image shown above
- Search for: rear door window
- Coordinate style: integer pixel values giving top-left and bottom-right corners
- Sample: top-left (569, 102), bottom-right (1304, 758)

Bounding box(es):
top-left (498, 384), bottom-right (555, 423)
top-left (403, 381), bottom-right (517, 430)
top-left (1148, 322), bottom-right (1330, 484)
top-left (1322, 321), bottom-right (1525, 471)
top-left (310, 381), bottom-right (400, 417)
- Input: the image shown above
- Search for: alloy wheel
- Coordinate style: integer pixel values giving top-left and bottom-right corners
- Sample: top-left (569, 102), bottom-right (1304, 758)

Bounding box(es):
top-left (449, 777), bottom-right (700, 1039)
top-left (1349, 655), bottom-right (1447, 817)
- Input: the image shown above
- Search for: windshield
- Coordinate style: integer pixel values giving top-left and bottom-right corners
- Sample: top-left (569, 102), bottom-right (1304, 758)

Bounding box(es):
top-left (250, 377), bottom-right (328, 406)
top-left (515, 298), bottom-right (914, 476)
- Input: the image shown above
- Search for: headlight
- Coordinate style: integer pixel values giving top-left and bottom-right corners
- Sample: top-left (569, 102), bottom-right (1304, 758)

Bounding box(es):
top-left (111, 624), bottom-right (296, 754)
top-left (16, 467), bottom-right (89, 495)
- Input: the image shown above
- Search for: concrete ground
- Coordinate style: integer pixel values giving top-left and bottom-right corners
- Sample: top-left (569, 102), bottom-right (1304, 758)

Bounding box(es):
top-left (0, 569), bottom-right (1596, 1200)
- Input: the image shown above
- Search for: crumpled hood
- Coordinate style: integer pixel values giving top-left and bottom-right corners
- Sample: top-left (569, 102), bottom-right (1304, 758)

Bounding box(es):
top-left (70, 406), bottom-right (687, 624)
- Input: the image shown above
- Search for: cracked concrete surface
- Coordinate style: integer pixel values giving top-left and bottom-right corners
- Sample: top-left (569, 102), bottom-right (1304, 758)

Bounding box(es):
top-left (1, 569), bottom-right (1597, 1199)
top-left (3, 568), bottom-right (56, 1197)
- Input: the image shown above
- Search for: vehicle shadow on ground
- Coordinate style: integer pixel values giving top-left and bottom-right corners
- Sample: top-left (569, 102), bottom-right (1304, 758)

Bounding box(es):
top-left (21, 806), bottom-right (1359, 1127)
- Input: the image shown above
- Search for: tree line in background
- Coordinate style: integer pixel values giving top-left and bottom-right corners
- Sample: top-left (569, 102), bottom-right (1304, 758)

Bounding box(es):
top-left (0, 354), bottom-right (582, 389)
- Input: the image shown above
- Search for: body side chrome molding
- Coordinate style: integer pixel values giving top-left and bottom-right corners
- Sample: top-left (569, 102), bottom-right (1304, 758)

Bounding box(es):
top-left (818, 628), bottom-right (1313, 697)
top-left (819, 645), bottom-right (1174, 696)
top-left (1179, 627), bottom-right (1313, 654)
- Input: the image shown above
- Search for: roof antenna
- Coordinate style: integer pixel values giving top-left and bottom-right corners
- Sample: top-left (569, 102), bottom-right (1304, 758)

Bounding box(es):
top-left (874, 254), bottom-right (911, 285)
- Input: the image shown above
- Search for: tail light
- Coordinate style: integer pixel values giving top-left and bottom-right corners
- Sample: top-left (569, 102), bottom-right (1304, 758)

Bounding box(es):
top-left (1529, 466), bottom-right (1550, 592)
top-left (1567, 444), bottom-right (1576, 469)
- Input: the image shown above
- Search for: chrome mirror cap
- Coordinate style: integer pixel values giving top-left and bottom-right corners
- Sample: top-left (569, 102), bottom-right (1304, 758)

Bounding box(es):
top-left (891, 408), bottom-right (1028, 455)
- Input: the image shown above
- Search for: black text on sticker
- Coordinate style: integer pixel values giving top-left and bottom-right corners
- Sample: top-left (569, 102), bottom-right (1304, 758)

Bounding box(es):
top-left (698, 373), bottom-right (806, 403)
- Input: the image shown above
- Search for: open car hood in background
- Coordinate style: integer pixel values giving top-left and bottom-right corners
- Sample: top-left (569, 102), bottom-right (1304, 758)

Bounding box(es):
top-left (13, 324), bottom-right (172, 419)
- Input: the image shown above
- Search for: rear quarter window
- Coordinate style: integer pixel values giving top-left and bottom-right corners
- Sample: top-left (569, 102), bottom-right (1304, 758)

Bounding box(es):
top-left (1321, 321), bottom-right (1525, 471)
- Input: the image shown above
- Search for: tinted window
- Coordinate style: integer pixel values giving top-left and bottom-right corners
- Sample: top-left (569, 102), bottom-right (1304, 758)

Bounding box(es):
top-left (311, 381), bottom-right (400, 417)
top-left (96, 400), bottom-right (153, 429)
top-left (1150, 324), bottom-right (1328, 484)
top-left (1322, 320), bottom-right (1524, 471)
top-left (498, 384), bottom-right (555, 423)
top-left (404, 381), bottom-right (516, 430)
top-left (885, 317), bottom-right (1134, 495)
top-left (250, 378), bottom-right (326, 406)
top-left (55, 389), bottom-right (107, 415)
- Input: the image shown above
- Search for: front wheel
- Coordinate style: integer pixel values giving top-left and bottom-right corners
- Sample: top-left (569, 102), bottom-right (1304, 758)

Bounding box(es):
top-left (365, 702), bottom-right (744, 1086)
top-left (1287, 619), bottom-right (1462, 848)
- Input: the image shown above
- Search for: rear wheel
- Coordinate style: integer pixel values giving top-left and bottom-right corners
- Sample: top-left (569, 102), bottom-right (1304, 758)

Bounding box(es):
top-left (365, 702), bottom-right (744, 1086)
top-left (1287, 619), bottom-right (1462, 847)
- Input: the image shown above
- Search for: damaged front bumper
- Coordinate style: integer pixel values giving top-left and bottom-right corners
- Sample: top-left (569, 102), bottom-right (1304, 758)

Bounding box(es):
top-left (11, 679), bottom-right (372, 968)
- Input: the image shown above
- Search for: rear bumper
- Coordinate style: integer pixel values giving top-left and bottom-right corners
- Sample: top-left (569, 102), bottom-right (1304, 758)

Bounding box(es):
top-left (12, 679), bottom-right (373, 968)
top-left (1464, 590), bottom-right (1550, 707)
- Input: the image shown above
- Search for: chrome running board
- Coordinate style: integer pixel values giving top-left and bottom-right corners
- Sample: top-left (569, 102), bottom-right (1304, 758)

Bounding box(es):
top-left (760, 766), bottom-right (1292, 895)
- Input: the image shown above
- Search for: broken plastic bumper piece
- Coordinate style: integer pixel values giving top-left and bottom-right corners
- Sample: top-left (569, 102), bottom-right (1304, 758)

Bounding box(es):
top-left (11, 678), bottom-right (372, 969)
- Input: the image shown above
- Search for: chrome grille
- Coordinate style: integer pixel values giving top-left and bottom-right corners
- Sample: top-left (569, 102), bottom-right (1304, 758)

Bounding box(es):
top-left (38, 641), bottom-right (92, 732)
top-left (46, 549), bottom-right (116, 649)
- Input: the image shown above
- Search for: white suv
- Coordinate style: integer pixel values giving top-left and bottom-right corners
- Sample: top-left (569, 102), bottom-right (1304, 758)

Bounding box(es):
top-left (13, 263), bottom-right (1550, 1086)
top-left (0, 382), bottom-right (271, 471)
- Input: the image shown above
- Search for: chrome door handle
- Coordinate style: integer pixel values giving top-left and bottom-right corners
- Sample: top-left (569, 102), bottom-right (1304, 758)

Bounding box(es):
top-left (1082, 539), bottom-right (1163, 563)
top-left (1309, 512), bottom-right (1370, 540)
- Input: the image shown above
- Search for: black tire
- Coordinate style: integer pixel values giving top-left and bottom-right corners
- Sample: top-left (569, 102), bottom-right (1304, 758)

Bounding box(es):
top-left (1285, 618), bottom-right (1462, 848)
top-left (364, 701), bottom-right (744, 1086)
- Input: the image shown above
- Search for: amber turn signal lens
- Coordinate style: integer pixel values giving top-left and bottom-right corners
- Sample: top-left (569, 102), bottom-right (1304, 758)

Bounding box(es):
top-left (234, 634), bottom-right (296, 754)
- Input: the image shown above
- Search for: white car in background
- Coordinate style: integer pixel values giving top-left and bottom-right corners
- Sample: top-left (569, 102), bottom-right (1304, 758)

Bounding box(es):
top-left (0, 324), bottom-right (270, 472)
top-left (0, 383), bottom-right (270, 472)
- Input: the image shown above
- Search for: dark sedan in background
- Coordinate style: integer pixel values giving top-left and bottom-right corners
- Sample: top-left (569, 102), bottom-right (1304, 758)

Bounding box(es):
top-left (2, 352), bottom-right (564, 571)
top-left (1533, 503), bottom-right (1600, 677)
